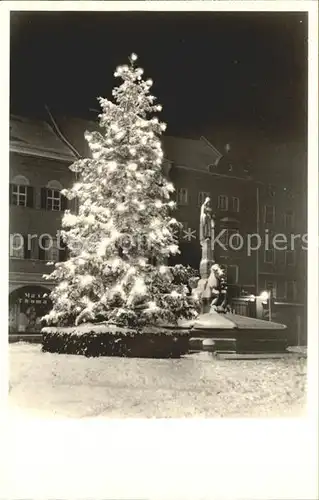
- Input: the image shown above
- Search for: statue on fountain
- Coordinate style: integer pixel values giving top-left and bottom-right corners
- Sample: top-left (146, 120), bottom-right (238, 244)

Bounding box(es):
top-left (192, 197), bottom-right (229, 314)
top-left (199, 197), bottom-right (214, 242)
top-left (207, 264), bottom-right (230, 313)
top-left (199, 197), bottom-right (215, 279)
top-left (188, 200), bottom-right (288, 356)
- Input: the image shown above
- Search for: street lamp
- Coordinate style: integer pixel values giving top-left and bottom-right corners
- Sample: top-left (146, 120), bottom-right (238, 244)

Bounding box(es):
top-left (260, 290), bottom-right (272, 321)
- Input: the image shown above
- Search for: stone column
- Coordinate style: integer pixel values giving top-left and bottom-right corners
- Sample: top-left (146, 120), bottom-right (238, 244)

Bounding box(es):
top-left (199, 239), bottom-right (213, 280)
top-left (197, 239), bottom-right (214, 313)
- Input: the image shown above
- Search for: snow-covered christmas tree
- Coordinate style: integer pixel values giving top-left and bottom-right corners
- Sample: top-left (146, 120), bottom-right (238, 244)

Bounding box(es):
top-left (44, 54), bottom-right (199, 329)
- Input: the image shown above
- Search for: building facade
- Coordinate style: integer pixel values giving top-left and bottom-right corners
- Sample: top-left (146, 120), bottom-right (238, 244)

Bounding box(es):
top-left (256, 181), bottom-right (306, 304)
top-left (9, 114), bottom-right (307, 334)
top-left (9, 115), bottom-right (76, 332)
top-left (163, 136), bottom-right (306, 305)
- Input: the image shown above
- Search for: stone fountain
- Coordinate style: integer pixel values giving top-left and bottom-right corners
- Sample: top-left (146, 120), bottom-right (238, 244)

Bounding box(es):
top-left (187, 197), bottom-right (289, 355)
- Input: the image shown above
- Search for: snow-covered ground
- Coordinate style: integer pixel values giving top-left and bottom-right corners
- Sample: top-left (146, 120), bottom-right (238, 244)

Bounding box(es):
top-left (9, 342), bottom-right (307, 418)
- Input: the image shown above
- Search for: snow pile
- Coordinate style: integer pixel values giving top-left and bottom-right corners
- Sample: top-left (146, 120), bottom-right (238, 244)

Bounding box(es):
top-left (42, 323), bottom-right (136, 337)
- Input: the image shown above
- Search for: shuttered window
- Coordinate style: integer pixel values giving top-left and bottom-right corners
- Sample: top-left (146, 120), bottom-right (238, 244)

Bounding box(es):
top-left (41, 188), bottom-right (67, 211)
top-left (10, 184), bottom-right (34, 208)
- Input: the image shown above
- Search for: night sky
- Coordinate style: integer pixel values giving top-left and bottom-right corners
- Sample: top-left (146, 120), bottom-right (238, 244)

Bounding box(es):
top-left (10, 10), bottom-right (308, 155)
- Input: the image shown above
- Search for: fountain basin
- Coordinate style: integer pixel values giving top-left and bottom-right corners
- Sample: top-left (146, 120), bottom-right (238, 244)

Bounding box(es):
top-left (187, 311), bottom-right (289, 354)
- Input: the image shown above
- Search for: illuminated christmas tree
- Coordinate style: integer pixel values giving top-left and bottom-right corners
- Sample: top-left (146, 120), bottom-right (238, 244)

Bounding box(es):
top-left (44, 54), bottom-right (198, 329)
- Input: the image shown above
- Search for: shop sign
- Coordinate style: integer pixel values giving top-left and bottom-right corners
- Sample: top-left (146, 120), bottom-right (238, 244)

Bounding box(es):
top-left (18, 292), bottom-right (49, 305)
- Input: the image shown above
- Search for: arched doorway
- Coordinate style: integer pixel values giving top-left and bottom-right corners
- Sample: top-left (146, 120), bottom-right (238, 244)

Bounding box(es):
top-left (9, 285), bottom-right (52, 333)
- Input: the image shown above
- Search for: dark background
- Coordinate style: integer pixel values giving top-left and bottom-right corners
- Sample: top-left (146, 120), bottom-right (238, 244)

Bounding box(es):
top-left (10, 11), bottom-right (308, 174)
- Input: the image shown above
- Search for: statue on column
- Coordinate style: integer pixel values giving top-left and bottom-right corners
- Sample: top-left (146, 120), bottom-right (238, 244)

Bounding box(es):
top-left (192, 197), bottom-right (229, 314)
top-left (197, 197), bottom-right (215, 312)
top-left (199, 197), bottom-right (214, 245)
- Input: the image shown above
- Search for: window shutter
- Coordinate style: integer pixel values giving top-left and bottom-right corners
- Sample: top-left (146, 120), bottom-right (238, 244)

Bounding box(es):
top-left (59, 241), bottom-right (67, 262)
top-left (41, 188), bottom-right (47, 209)
top-left (9, 184), bottom-right (14, 205)
top-left (38, 237), bottom-right (45, 260)
top-left (23, 235), bottom-right (30, 259)
top-left (30, 237), bottom-right (38, 259)
top-left (26, 186), bottom-right (34, 208)
top-left (61, 194), bottom-right (68, 211)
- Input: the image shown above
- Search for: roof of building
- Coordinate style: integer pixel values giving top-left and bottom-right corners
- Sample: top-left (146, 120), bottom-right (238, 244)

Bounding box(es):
top-left (54, 116), bottom-right (256, 180)
top-left (9, 114), bottom-right (305, 195)
top-left (50, 116), bottom-right (98, 159)
top-left (10, 115), bottom-right (76, 162)
top-left (51, 116), bottom-right (223, 170)
top-left (162, 135), bottom-right (223, 172)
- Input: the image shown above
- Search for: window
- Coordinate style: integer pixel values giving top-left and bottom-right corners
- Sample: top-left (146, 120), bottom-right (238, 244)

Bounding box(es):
top-left (58, 238), bottom-right (68, 262)
top-left (220, 228), bottom-right (240, 249)
top-left (264, 248), bottom-right (275, 264)
top-left (286, 280), bottom-right (297, 301)
top-left (47, 189), bottom-right (61, 211)
top-left (176, 188), bottom-right (188, 206)
top-left (9, 234), bottom-right (24, 259)
top-left (227, 264), bottom-right (239, 284)
top-left (41, 180), bottom-right (67, 212)
top-left (9, 234), bottom-right (32, 259)
top-left (228, 229), bottom-right (241, 249)
top-left (11, 184), bottom-right (27, 206)
top-left (285, 250), bottom-right (295, 266)
top-left (265, 280), bottom-right (277, 298)
top-left (198, 191), bottom-right (210, 206)
top-left (27, 236), bottom-right (39, 260)
top-left (48, 238), bottom-right (60, 262)
top-left (277, 281), bottom-right (286, 299)
top-left (231, 197), bottom-right (240, 212)
top-left (284, 210), bottom-right (294, 228)
top-left (220, 228), bottom-right (228, 246)
top-left (264, 205), bottom-right (275, 224)
top-left (218, 195), bottom-right (228, 211)
top-left (266, 230), bottom-right (276, 250)
top-left (39, 237), bottom-right (60, 262)
top-left (223, 264), bottom-right (239, 284)
top-left (9, 176), bottom-right (33, 208)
